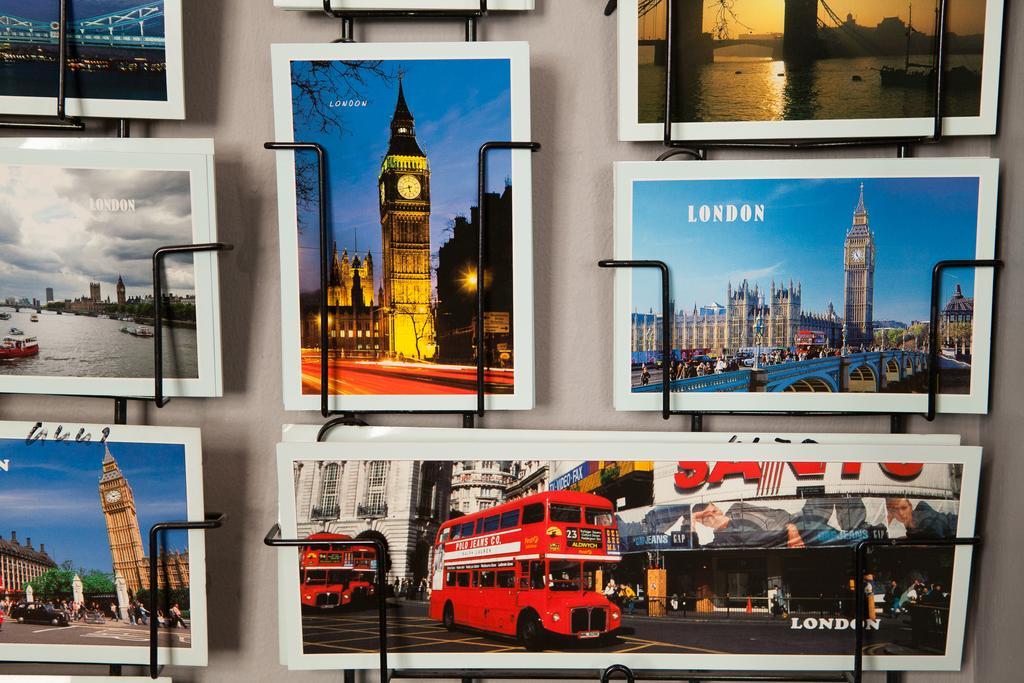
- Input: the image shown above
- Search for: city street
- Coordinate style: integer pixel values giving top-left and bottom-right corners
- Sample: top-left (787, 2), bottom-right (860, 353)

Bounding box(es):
top-left (0, 620), bottom-right (190, 648)
top-left (301, 600), bottom-right (924, 656)
top-left (301, 356), bottom-right (515, 395)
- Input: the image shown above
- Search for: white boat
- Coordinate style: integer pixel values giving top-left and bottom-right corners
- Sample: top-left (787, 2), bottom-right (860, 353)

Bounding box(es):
top-left (29, 314), bottom-right (39, 322)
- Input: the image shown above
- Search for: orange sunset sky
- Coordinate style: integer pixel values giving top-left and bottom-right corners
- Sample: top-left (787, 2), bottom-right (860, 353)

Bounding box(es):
top-left (640, 1), bottom-right (988, 38)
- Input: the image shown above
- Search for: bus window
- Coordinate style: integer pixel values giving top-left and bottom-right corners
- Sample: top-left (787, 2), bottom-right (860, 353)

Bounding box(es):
top-left (519, 561), bottom-right (530, 590)
top-left (304, 569), bottom-right (327, 585)
top-left (549, 560), bottom-right (582, 591)
top-left (585, 508), bottom-right (615, 526)
top-left (483, 514), bottom-right (500, 533)
top-left (550, 503), bottom-right (582, 523)
top-left (523, 503), bottom-right (545, 524)
top-left (480, 570), bottom-right (495, 588)
top-left (460, 521), bottom-right (474, 538)
top-left (472, 571), bottom-right (480, 587)
top-left (497, 571), bottom-right (516, 588)
top-left (446, 571), bottom-right (457, 587)
top-left (530, 560), bottom-right (546, 590)
top-left (448, 525), bottom-right (460, 541)
top-left (583, 562), bottom-right (604, 591)
top-left (457, 572), bottom-right (470, 588)
top-left (500, 509), bottom-right (520, 529)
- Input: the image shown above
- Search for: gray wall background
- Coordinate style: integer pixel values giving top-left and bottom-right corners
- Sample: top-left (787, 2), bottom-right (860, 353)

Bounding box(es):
top-left (0, 0), bottom-right (1020, 681)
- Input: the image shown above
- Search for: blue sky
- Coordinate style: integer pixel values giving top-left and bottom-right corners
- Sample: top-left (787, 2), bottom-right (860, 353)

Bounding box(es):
top-left (0, 438), bottom-right (187, 575)
top-left (631, 177), bottom-right (981, 323)
top-left (291, 58), bottom-right (512, 294)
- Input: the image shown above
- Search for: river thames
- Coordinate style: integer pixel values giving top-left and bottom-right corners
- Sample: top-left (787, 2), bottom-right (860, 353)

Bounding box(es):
top-left (640, 54), bottom-right (984, 124)
top-left (0, 308), bottom-right (198, 379)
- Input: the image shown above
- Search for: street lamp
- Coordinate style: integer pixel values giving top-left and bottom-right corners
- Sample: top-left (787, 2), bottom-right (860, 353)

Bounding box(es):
top-left (753, 311), bottom-right (765, 370)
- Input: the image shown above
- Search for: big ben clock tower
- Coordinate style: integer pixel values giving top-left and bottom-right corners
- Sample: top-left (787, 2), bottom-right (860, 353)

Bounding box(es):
top-left (99, 444), bottom-right (148, 595)
top-left (378, 78), bottom-right (435, 360)
top-left (843, 183), bottom-right (876, 349)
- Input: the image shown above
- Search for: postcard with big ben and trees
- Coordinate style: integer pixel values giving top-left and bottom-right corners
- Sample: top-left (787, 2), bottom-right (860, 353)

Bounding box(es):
top-left (0, 422), bottom-right (206, 666)
top-left (271, 42), bottom-right (534, 412)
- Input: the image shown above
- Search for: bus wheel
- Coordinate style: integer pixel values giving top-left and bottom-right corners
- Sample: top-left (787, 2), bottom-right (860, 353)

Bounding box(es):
top-left (518, 613), bottom-right (544, 651)
top-left (442, 602), bottom-right (456, 631)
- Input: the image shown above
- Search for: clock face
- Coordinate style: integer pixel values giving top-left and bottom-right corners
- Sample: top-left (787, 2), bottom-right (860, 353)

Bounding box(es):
top-left (851, 249), bottom-right (864, 263)
top-left (105, 489), bottom-right (122, 504)
top-left (397, 174), bottom-right (421, 200)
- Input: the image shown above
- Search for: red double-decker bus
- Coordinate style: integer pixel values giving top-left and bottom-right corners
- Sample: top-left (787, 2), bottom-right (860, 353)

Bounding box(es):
top-left (428, 490), bottom-right (622, 650)
top-left (299, 533), bottom-right (377, 610)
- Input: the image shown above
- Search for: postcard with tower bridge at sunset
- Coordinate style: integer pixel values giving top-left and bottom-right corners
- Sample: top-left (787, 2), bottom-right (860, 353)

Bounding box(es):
top-left (272, 42), bottom-right (534, 412)
top-left (612, 158), bottom-right (998, 415)
top-left (617, 0), bottom-right (1005, 141)
top-left (0, 422), bottom-right (206, 666)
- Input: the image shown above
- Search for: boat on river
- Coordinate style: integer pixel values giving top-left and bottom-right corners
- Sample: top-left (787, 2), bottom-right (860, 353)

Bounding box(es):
top-left (0, 335), bottom-right (38, 359)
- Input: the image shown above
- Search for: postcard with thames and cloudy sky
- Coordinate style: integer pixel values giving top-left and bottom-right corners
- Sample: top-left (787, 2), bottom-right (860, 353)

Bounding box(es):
top-left (272, 42), bottom-right (534, 412)
top-left (618, 0), bottom-right (1005, 140)
top-left (612, 158), bottom-right (998, 415)
top-left (0, 139), bottom-right (222, 399)
top-left (0, 421), bottom-right (206, 666)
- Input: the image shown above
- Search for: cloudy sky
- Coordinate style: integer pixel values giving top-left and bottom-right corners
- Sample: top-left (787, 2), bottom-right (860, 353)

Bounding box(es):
top-left (0, 165), bottom-right (196, 303)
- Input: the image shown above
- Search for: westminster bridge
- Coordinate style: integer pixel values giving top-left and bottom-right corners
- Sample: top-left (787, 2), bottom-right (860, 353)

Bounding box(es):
top-left (636, 350), bottom-right (930, 394)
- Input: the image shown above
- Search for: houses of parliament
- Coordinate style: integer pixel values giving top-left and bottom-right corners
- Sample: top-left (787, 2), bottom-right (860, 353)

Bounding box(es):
top-left (633, 185), bottom-right (877, 356)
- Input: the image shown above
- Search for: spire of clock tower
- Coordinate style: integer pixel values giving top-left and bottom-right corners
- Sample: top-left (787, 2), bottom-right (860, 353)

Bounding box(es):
top-left (386, 77), bottom-right (424, 158)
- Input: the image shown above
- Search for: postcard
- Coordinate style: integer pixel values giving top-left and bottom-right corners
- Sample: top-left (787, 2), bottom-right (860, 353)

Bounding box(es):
top-left (271, 42), bottom-right (534, 412)
top-left (0, 138), bottom-right (222, 399)
top-left (276, 438), bottom-right (979, 671)
top-left (277, 0), bottom-right (535, 9)
top-left (612, 158), bottom-right (998, 414)
top-left (276, 425), bottom-right (960, 666)
top-left (617, 0), bottom-right (1005, 141)
top-left (0, 421), bottom-right (206, 666)
top-left (0, 1), bottom-right (185, 120)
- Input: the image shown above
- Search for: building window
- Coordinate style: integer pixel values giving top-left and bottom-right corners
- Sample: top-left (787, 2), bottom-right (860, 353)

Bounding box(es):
top-left (360, 461), bottom-right (388, 517)
top-left (312, 463), bottom-right (340, 520)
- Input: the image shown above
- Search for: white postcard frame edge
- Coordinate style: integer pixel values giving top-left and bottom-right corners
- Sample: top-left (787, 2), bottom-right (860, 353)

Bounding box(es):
top-left (0, 421), bottom-right (207, 667)
top-left (0, 138), bottom-right (222, 398)
top-left (270, 41), bottom-right (535, 412)
top-left (616, 0), bottom-right (1006, 141)
top-left (611, 158), bottom-right (999, 414)
top-left (0, 0), bottom-right (185, 120)
top-left (276, 440), bottom-right (979, 671)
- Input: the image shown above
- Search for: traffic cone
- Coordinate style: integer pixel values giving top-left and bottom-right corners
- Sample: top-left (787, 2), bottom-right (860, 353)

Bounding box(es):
top-left (746, 597), bottom-right (753, 614)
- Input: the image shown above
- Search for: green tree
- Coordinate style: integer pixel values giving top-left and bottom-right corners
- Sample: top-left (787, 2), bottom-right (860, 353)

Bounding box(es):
top-left (24, 561), bottom-right (114, 599)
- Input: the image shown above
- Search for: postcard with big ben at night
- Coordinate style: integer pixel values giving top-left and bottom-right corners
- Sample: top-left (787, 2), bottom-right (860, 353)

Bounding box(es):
top-left (0, 422), bottom-right (207, 666)
top-left (612, 158), bottom-right (998, 415)
top-left (271, 42), bottom-right (534, 412)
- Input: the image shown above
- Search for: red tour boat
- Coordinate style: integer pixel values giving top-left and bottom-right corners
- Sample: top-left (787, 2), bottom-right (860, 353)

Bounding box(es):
top-left (0, 335), bottom-right (39, 359)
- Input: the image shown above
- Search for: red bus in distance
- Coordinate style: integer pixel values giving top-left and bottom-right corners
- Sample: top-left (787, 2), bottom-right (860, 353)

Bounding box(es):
top-left (428, 490), bottom-right (622, 650)
top-left (300, 532), bottom-right (377, 610)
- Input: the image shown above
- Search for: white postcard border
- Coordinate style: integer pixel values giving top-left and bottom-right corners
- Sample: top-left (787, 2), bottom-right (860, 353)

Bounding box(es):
top-left (271, 41), bottom-right (535, 412)
top-left (0, 421), bottom-right (207, 667)
top-left (0, 138), bottom-right (223, 399)
top-left (612, 158), bottom-right (999, 415)
top-left (616, 0), bottom-right (1005, 141)
top-left (0, 0), bottom-right (185, 120)
top-left (276, 438), bottom-right (980, 672)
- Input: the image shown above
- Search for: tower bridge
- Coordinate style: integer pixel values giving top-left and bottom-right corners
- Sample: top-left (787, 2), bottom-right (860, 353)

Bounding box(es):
top-left (0, 3), bottom-right (165, 51)
top-left (645, 0), bottom-right (839, 67)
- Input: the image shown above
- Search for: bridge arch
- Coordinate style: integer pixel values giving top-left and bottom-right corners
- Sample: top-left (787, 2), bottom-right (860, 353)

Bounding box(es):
top-left (886, 360), bottom-right (901, 382)
top-left (783, 377), bottom-right (836, 393)
top-left (848, 364), bottom-right (878, 392)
